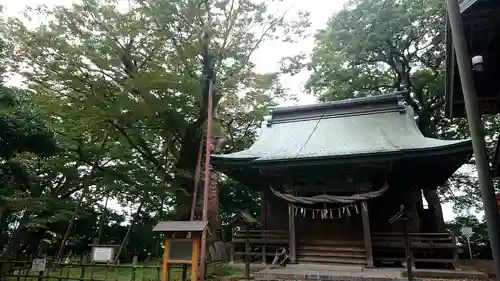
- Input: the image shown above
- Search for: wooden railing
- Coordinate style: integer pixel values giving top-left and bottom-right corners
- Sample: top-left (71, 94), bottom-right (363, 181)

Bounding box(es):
top-left (0, 259), bottom-right (223, 281)
top-left (230, 229), bottom-right (288, 264)
top-left (372, 232), bottom-right (459, 268)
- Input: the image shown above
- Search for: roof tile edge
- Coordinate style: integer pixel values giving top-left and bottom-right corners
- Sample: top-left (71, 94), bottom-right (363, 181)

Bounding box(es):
top-left (268, 92), bottom-right (407, 125)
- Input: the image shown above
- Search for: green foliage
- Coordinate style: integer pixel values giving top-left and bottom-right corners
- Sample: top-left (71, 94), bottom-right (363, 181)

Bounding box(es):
top-left (0, 0), bottom-right (308, 260)
top-left (219, 179), bottom-right (260, 226)
top-left (304, 0), bottom-right (500, 216)
top-left (446, 215), bottom-right (491, 259)
top-left (0, 89), bottom-right (57, 159)
top-left (0, 38), bottom-right (57, 159)
top-left (304, 0), bottom-right (447, 137)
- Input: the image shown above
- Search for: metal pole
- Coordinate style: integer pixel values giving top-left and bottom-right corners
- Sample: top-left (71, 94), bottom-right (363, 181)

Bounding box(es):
top-left (446, 0), bottom-right (500, 279)
top-left (467, 236), bottom-right (473, 259)
top-left (199, 80), bottom-right (214, 281)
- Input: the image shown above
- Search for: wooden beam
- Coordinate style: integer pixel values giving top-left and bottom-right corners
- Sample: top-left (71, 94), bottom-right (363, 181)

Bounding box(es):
top-left (288, 204), bottom-right (296, 263)
top-left (244, 227), bottom-right (251, 278)
top-left (454, 96), bottom-right (500, 103)
top-left (360, 201), bottom-right (374, 268)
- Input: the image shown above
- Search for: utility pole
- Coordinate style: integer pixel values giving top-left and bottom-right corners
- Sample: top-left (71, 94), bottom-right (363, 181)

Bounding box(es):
top-left (445, 0), bottom-right (500, 279)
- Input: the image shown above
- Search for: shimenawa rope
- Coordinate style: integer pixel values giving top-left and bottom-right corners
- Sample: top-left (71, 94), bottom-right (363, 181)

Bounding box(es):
top-left (269, 182), bottom-right (388, 204)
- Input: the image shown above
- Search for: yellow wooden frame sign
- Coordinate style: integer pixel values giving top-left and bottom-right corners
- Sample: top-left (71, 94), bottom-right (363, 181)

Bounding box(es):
top-left (162, 237), bottom-right (200, 281)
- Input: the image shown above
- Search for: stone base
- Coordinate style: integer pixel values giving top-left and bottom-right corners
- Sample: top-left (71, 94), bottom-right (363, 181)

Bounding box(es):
top-left (409, 268), bottom-right (488, 280)
top-left (253, 264), bottom-right (487, 281)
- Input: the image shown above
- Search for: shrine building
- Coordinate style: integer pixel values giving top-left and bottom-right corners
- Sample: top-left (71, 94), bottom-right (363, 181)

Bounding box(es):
top-left (212, 93), bottom-right (472, 269)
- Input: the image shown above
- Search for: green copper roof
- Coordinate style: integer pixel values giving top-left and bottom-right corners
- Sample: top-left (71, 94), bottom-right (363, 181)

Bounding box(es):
top-left (212, 94), bottom-right (472, 166)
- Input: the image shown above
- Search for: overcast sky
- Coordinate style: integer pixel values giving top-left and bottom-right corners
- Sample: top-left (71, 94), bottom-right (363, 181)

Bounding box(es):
top-left (0, 0), bottom-right (459, 221)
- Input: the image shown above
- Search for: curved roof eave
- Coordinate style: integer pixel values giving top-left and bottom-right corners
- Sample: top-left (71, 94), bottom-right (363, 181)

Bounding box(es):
top-left (212, 139), bottom-right (472, 168)
top-left (211, 94), bottom-right (473, 168)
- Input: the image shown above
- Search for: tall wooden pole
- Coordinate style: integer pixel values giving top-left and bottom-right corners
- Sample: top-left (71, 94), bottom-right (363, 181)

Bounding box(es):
top-left (190, 139), bottom-right (204, 221)
top-left (199, 29), bottom-right (214, 279)
top-left (199, 80), bottom-right (213, 281)
top-left (445, 1), bottom-right (500, 279)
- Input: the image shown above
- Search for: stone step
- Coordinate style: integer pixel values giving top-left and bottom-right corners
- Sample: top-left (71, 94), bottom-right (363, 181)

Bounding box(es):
top-left (296, 256), bottom-right (366, 265)
top-left (298, 245), bottom-right (366, 253)
top-left (297, 251), bottom-right (366, 259)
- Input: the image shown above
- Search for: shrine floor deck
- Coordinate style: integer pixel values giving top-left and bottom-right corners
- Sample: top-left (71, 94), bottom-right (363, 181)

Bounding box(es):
top-left (252, 264), bottom-right (488, 281)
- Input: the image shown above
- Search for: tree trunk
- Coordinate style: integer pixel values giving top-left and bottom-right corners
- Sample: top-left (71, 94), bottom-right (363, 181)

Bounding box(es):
top-left (97, 195), bottom-right (109, 244)
top-left (156, 196), bottom-right (165, 258)
top-left (0, 205), bottom-right (10, 231)
top-left (20, 229), bottom-right (45, 258)
top-left (0, 205), bottom-right (12, 249)
top-left (173, 49), bottom-right (221, 220)
top-left (423, 188), bottom-right (445, 232)
top-left (55, 169), bottom-right (96, 261)
top-left (0, 229), bottom-right (29, 261)
top-left (113, 199), bottom-right (145, 263)
top-left (56, 134), bottom-right (107, 261)
top-left (0, 212), bottom-right (32, 265)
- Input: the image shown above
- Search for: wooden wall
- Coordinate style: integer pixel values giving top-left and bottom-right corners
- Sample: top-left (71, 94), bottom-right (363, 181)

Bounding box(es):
top-left (263, 190), bottom-right (289, 230)
top-left (262, 182), bottom-right (441, 244)
top-left (296, 211), bottom-right (364, 243)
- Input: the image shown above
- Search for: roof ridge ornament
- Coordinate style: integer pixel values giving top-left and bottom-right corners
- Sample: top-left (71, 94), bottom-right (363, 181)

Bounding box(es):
top-left (393, 90), bottom-right (408, 114)
top-left (262, 113), bottom-right (273, 128)
top-left (397, 97), bottom-right (407, 114)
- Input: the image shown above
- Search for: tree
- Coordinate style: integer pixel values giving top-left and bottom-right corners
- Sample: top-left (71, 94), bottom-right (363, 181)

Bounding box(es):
top-left (300, 0), bottom-right (453, 229)
top-left (300, 0), bottom-right (500, 220)
top-left (0, 0), bottom-right (309, 257)
top-left (446, 215), bottom-right (491, 259)
top-left (0, 39), bottom-right (72, 260)
top-left (305, 0), bottom-right (447, 136)
top-left (219, 179), bottom-right (260, 226)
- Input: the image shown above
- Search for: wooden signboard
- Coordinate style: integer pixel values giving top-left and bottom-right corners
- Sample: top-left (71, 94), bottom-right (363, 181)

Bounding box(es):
top-left (167, 239), bottom-right (194, 261)
top-left (91, 246), bottom-right (115, 263)
top-left (30, 258), bottom-right (46, 272)
top-left (153, 220), bottom-right (209, 281)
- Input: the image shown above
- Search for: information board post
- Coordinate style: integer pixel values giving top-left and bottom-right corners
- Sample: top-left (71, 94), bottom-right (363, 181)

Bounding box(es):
top-left (88, 244), bottom-right (120, 264)
top-left (153, 220), bottom-right (209, 281)
top-left (462, 226), bottom-right (474, 259)
top-left (30, 258), bottom-right (47, 272)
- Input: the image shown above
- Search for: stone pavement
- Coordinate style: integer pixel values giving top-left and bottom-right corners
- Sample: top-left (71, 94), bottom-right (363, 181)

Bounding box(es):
top-left (254, 265), bottom-right (407, 281)
top-left (252, 264), bottom-right (488, 281)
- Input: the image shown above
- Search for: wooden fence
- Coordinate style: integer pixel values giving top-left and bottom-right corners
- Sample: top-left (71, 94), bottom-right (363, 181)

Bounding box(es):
top-left (230, 229), bottom-right (288, 264)
top-left (0, 259), bottom-right (224, 281)
top-left (372, 232), bottom-right (459, 269)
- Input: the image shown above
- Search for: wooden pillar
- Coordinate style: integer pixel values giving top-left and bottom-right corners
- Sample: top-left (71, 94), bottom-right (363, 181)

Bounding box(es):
top-left (451, 230), bottom-right (461, 270)
top-left (402, 218), bottom-right (414, 280)
top-left (260, 189), bottom-right (268, 264)
top-left (230, 243), bottom-right (234, 263)
top-left (191, 238), bottom-right (200, 281)
top-left (162, 239), bottom-right (168, 281)
top-left (405, 187), bottom-right (420, 233)
top-left (208, 171), bottom-right (221, 239)
top-left (244, 227), bottom-right (250, 278)
top-left (288, 203), bottom-right (296, 263)
top-left (260, 190), bottom-right (267, 228)
top-left (360, 201), bottom-right (373, 268)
